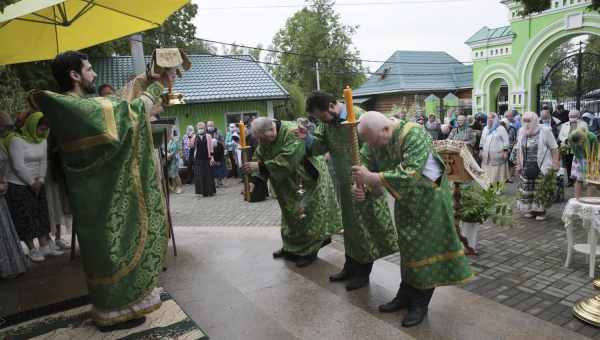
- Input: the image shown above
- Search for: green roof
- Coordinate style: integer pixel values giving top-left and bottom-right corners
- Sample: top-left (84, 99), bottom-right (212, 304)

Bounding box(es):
top-left (465, 26), bottom-right (514, 45)
top-left (92, 55), bottom-right (288, 103)
top-left (352, 51), bottom-right (472, 97)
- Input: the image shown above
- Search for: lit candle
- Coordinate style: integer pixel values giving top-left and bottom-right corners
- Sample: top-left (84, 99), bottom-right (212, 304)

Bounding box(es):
top-left (238, 121), bottom-right (247, 148)
top-left (344, 86), bottom-right (355, 123)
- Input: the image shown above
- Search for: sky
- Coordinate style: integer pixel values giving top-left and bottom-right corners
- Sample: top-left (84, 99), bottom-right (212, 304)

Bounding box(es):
top-left (192, 0), bottom-right (509, 68)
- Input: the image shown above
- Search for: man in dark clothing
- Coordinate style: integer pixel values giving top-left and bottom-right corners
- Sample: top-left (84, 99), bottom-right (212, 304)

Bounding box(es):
top-left (552, 104), bottom-right (569, 124)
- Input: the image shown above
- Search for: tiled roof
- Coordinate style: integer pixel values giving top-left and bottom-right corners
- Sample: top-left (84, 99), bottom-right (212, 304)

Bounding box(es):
top-left (465, 25), bottom-right (514, 45)
top-left (352, 51), bottom-right (472, 97)
top-left (92, 54), bottom-right (288, 103)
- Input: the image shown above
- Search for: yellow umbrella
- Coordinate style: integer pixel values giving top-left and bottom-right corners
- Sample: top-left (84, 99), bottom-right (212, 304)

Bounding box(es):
top-left (0, 0), bottom-right (189, 65)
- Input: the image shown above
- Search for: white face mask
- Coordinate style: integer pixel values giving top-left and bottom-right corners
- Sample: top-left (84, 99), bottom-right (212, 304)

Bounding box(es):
top-left (198, 128), bottom-right (205, 134)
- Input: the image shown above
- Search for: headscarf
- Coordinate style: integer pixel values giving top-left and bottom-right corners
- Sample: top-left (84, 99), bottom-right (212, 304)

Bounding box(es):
top-left (19, 111), bottom-right (48, 144)
top-left (522, 111), bottom-right (540, 137)
top-left (186, 125), bottom-right (195, 137)
top-left (486, 113), bottom-right (500, 133)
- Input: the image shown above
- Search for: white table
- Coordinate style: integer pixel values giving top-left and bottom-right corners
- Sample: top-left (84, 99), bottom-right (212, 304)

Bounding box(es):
top-left (563, 198), bottom-right (600, 278)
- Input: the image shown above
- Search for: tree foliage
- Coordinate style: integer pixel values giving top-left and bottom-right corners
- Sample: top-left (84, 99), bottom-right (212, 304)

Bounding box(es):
top-left (269, 0), bottom-right (366, 98)
top-left (0, 0), bottom-right (17, 13)
top-left (514, 0), bottom-right (600, 15)
top-left (84, 3), bottom-right (210, 57)
top-left (274, 83), bottom-right (307, 121)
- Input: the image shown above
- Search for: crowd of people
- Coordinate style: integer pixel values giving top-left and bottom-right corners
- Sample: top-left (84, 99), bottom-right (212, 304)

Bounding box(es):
top-left (3, 47), bottom-right (599, 333)
top-left (167, 117), bottom-right (261, 198)
top-left (397, 104), bottom-right (597, 221)
top-left (0, 109), bottom-right (71, 279)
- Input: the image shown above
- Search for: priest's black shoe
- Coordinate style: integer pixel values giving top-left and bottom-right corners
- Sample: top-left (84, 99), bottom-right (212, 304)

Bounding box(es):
top-left (272, 248), bottom-right (296, 261)
top-left (96, 316), bottom-right (146, 333)
top-left (345, 276), bottom-right (369, 291)
top-left (402, 306), bottom-right (428, 328)
top-left (295, 253), bottom-right (317, 267)
top-left (329, 256), bottom-right (354, 282)
top-left (379, 294), bottom-right (409, 313)
top-left (329, 266), bottom-right (353, 281)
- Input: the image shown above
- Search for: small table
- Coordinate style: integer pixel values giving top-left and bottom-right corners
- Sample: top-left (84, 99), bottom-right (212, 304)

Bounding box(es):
top-left (563, 198), bottom-right (600, 278)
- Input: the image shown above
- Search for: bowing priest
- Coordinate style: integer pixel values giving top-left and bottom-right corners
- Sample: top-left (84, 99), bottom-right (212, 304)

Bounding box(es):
top-left (351, 111), bottom-right (473, 327)
top-left (241, 117), bottom-right (342, 267)
top-left (296, 92), bottom-right (398, 291)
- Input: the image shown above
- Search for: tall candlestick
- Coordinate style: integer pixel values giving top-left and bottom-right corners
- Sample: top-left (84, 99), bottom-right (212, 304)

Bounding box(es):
top-left (344, 86), bottom-right (356, 123)
top-left (238, 121), bottom-right (251, 201)
top-left (239, 122), bottom-right (247, 148)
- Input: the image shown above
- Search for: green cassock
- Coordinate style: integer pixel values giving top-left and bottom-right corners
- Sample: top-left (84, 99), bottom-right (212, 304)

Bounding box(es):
top-left (255, 121), bottom-right (342, 255)
top-left (361, 121), bottom-right (474, 289)
top-left (33, 83), bottom-right (168, 323)
top-left (308, 108), bottom-right (398, 264)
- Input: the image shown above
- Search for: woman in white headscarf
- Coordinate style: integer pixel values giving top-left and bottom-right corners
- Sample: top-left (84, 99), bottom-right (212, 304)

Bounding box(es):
top-left (515, 112), bottom-right (560, 220)
top-left (479, 112), bottom-right (510, 183)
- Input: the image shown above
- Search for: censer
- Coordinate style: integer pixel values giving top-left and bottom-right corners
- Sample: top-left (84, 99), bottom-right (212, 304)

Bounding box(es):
top-left (294, 117), bottom-right (311, 220)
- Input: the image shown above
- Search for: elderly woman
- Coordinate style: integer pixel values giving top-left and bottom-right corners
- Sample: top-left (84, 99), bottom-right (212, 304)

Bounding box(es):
top-left (516, 112), bottom-right (560, 220)
top-left (558, 109), bottom-right (588, 186)
top-left (0, 112), bottom-right (28, 278)
top-left (6, 112), bottom-right (62, 262)
top-left (448, 115), bottom-right (475, 146)
top-left (425, 114), bottom-right (441, 140)
top-left (479, 112), bottom-right (510, 183)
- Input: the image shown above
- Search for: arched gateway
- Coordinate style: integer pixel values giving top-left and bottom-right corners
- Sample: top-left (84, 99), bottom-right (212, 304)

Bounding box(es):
top-left (467, 0), bottom-right (600, 114)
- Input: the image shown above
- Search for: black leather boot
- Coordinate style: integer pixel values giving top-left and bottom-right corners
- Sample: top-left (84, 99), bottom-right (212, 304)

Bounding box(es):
top-left (401, 286), bottom-right (434, 328)
top-left (402, 305), bottom-right (428, 327)
top-left (272, 248), bottom-right (297, 261)
top-left (379, 283), bottom-right (410, 313)
top-left (345, 261), bottom-right (372, 291)
top-left (295, 253), bottom-right (318, 267)
top-left (329, 255), bottom-right (354, 282)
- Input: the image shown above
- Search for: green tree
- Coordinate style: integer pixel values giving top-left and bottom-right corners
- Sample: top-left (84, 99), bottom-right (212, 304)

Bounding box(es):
top-left (84, 3), bottom-right (203, 57)
top-left (248, 43), bottom-right (263, 61)
top-left (514, 0), bottom-right (600, 15)
top-left (0, 0), bottom-right (17, 13)
top-left (274, 82), bottom-right (307, 120)
top-left (270, 0), bottom-right (366, 98)
top-left (0, 65), bottom-right (28, 114)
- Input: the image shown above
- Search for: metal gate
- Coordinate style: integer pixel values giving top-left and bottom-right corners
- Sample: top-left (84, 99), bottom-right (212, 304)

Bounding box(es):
top-left (538, 45), bottom-right (600, 114)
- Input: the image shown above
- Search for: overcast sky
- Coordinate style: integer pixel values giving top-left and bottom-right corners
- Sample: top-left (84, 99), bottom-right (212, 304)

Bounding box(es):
top-left (193, 0), bottom-right (509, 68)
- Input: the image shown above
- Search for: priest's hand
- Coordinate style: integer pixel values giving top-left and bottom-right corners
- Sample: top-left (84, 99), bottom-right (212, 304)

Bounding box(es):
top-left (158, 68), bottom-right (177, 88)
top-left (293, 126), bottom-right (308, 140)
top-left (352, 184), bottom-right (366, 202)
top-left (241, 161), bottom-right (259, 174)
top-left (352, 165), bottom-right (382, 188)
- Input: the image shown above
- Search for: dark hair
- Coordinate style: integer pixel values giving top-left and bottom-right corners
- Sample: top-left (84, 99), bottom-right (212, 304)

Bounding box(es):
top-left (306, 91), bottom-right (337, 114)
top-left (51, 51), bottom-right (89, 92)
top-left (98, 83), bottom-right (115, 94)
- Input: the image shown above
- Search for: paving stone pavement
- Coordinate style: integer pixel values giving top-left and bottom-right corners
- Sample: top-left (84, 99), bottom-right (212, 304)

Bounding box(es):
top-left (170, 178), bottom-right (281, 227)
top-left (171, 177), bottom-right (600, 338)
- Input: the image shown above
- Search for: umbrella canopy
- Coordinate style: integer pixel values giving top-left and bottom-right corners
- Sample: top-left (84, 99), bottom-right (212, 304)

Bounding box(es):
top-left (0, 0), bottom-right (189, 65)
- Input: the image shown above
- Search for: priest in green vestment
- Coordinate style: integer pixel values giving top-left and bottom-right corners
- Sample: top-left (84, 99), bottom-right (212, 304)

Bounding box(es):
top-left (242, 118), bottom-right (342, 267)
top-left (299, 92), bottom-right (398, 291)
top-left (351, 111), bottom-right (473, 327)
top-left (32, 51), bottom-right (172, 331)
